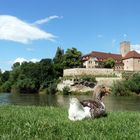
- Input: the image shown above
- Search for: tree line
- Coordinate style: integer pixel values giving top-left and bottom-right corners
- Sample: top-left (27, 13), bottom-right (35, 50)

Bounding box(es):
top-left (0, 47), bottom-right (82, 93)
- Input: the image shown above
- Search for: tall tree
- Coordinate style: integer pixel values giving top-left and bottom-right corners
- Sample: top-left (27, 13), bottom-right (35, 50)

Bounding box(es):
top-left (53, 47), bottom-right (64, 64)
top-left (53, 47), bottom-right (64, 77)
top-left (39, 59), bottom-right (55, 88)
top-left (1, 71), bottom-right (10, 83)
top-left (63, 48), bottom-right (82, 68)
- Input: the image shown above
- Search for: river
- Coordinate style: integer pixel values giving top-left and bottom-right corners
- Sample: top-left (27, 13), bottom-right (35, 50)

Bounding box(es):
top-left (0, 93), bottom-right (140, 112)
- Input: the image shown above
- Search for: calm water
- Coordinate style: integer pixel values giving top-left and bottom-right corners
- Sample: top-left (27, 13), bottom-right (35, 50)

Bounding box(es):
top-left (0, 93), bottom-right (140, 112)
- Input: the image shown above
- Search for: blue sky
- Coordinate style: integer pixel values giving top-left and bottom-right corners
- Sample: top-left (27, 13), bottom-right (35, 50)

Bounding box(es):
top-left (0, 0), bottom-right (140, 70)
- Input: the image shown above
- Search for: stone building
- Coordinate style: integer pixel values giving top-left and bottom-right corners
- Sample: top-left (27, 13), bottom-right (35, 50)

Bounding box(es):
top-left (82, 51), bottom-right (122, 69)
top-left (122, 50), bottom-right (140, 71)
top-left (82, 41), bottom-right (140, 71)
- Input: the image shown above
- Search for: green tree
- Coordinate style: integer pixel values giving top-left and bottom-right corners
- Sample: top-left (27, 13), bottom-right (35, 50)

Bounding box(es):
top-left (13, 78), bottom-right (37, 93)
top-left (1, 71), bottom-right (10, 83)
top-left (39, 59), bottom-right (55, 88)
top-left (9, 62), bottom-right (21, 84)
top-left (0, 81), bottom-right (12, 92)
top-left (53, 47), bottom-right (64, 77)
top-left (103, 58), bottom-right (115, 68)
top-left (12, 62), bottom-right (20, 70)
top-left (63, 48), bottom-right (82, 68)
top-left (53, 47), bottom-right (64, 64)
top-left (0, 69), bottom-right (2, 86)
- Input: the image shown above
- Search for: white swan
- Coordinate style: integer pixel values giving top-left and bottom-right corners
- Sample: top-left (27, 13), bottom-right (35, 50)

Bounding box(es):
top-left (68, 84), bottom-right (110, 121)
top-left (68, 98), bottom-right (91, 121)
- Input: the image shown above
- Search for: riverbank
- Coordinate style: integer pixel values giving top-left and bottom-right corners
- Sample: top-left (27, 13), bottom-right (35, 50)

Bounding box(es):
top-left (0, 106), bottom-right (139, 140)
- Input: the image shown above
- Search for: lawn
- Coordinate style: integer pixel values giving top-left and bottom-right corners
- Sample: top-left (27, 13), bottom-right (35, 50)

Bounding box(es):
top-left (0, 105), bottom-right (140, 140)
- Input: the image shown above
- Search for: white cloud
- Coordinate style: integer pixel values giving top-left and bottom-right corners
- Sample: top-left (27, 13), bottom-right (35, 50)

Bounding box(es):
top-left (0, 15), bottom-right (56, 44)
top-left (131, 44), bottom-right (140, 53)
top-left (14, 58), bottom-right (27, 64)
top-left (26, 48), bottom-right (34, 52)
top-left (112, 39), bottom-right (116, 43)
top-left (14, 57), bottom-right (39, 64)
top-left (97, 34), bottom-right (103, 38)
top-left (30, 58), bottom-right (39, 63)
top-left (123, 33), bottom-right (127, 39)
top-left (33, 15), bottom-right (63, 25)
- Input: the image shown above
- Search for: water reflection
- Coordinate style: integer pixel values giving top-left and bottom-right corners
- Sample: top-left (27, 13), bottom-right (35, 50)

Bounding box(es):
top-left (0, 93), bottom-right (140, 112)
top-left (7, 93), bottom-right (58, 106)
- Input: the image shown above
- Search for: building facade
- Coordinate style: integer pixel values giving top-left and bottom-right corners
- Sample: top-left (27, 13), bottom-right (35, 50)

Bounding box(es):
top-left (122, 51), bottom-right (140, 71)
top-left (82, 51), bottom-right (123, 70)
top-left (82, 41), bottom-right (140, 71)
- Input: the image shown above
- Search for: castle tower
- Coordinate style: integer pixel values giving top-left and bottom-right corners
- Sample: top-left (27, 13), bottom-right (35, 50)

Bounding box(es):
top-left (120, 41), bottom-right (130, 57)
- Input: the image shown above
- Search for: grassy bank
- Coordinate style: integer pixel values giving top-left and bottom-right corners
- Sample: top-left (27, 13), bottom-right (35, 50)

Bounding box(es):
top-left (0, 106), bottom-right (140, 140)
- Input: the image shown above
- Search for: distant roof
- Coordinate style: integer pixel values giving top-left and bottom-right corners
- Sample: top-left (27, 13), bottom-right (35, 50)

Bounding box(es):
top-left (81, 53), bottom-right (91, 61)
top-left (122, 50), bottom-right (140, 60)
top-left (82, 51), bottom-right (122, 61)
top-left (91, 51), bottom-right (122, 61)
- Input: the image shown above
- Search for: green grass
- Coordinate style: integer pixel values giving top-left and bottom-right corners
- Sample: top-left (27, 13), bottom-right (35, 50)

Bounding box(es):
top-left (0, 106), bottom-right (140, 140)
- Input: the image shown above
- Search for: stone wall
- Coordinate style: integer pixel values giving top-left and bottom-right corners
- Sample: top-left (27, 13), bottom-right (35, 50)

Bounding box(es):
top-left (57, 77), bottom-right (121, 92)
top-left (96, 77), bottom-right (121, 86)
top-left (64, 68), bottom-right (120, 77)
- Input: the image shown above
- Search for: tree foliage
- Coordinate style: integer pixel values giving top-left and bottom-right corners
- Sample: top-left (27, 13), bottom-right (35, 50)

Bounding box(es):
top-left (53, 47), bottom-right (64, 77)
top-left (63, 48), bottom-right (82, 68)
top-left (103, 58), bottom-right (115, 68)
top-left (111, 73), bottom-right (140, 96)
top-left (0, 47), bottom-right (82, 93)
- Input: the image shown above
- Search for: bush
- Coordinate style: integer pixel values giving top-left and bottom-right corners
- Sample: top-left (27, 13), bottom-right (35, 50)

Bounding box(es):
top-left (127, 73), bottom-right (140, 94)
top-left (80, 75), bottom-right (96, 83)
top-left (122, 72), bottom-right (134, 80)
top-left (111, 81), bottom-right (132, 96)
top-left (46, 83), bottom-right (57, 94)
top-left (111, 73), bottom-right (140, 96)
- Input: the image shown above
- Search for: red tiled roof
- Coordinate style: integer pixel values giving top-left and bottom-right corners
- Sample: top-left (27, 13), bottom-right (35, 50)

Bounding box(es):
top-left (122, 50), bottom-right (140, 60)
top-left (81, 53), bottom-right (91, 61)
top-left (91, 51), bottom-right (122, 61)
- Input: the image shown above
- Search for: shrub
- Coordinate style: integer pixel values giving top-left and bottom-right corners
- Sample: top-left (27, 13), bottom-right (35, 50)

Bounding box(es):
top-left (80, 75), bottom-right (96, 83)
top-left (46, 83), bottom-right (57, 94)
top-left (111, 73), bottom-right (140, 96)
top-left (111, 81), bottom-right (132, 96)
top-left (122, 72), bottom-right (134, 80)
top-left (127, 73), bottom-right (140, 94)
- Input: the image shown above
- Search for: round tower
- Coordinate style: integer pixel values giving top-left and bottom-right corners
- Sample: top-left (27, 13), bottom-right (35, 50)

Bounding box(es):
top-left (120, 41), bottom-right (130, 57)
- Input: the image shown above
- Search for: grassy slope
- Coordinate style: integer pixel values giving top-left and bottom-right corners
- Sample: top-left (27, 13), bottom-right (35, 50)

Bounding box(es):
top-left (0, 106), bottom-right (140, 140)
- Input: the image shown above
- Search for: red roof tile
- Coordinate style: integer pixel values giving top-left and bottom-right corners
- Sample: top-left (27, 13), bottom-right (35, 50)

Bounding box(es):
top-left (122, 50), bottom-right (140, 60)
top-left (91, 51), bottom-right (122, 61)
top-left (81, 53), bottom-right (91, 61)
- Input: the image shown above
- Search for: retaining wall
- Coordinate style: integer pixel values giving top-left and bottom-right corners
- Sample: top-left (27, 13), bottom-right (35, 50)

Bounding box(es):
top-left (63, 68), bottom-right (121, 77)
